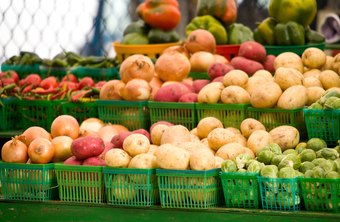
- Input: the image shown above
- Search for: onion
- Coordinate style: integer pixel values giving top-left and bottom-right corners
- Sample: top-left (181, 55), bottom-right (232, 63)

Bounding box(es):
top-left (190, 51), bottom-right (216, 72)
top-left (119, 54), bottom-right (155, 83)
top-left (120, 78), bottom-right (151, 101)
top-left (162, 45), bottom-right (190, 58)
top-left (20, 126), bottom-right (51, 147)
top-left (99, 80), bottom-right (125, 100)
top-left (111, 124), bottom-right (129, 134)
top-left (1, 137), bottom-right (28, 163)
top-left (51, 115), bottom-right (80, 139)
top-left (97, 124), bottom-right (119, 144)
top-left (80, 117), bottom-right (105, 136)
top-left (185, 29), bottom-right (216, 54)
top-left (51, 136), bottom-right (74, 162)
top-left (28, 138), bottom-right (55, 164)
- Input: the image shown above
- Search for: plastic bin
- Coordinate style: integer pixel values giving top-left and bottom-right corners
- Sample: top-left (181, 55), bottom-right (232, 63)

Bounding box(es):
top-left (303, 108), bottom-right (340, 146)
top-left (70, 66), bottom-right (120, 81)
top-left (1, 64), bottom-right (40, 78)
top-left (258, 176), bottom-right (301, 211)
top-left (96, 100), bottom-right (150, 130)
top-left (54, 164), bottom-right (105, 204)
top-left (299, 177), bottom-right (340, 212)
top-left (188, 72), bottom-right (210, 80)
top-left (247, 107), bottom-right (307, 138)
top-left (156, 168), bottom-right (222, 209)
top-left (0, 162), bottom-right (57, 201)
top-left (220, 172), bottom-right (260, 209)
top-left (39, 65), bottom-right (68, 79)
top-left (148, 101), bottom-right (197, 130)
top-left (264, 43), bottom-right (325, 56)
top-left (0, 97), bottom-right (21, 131)
top-left (215, 44), bottom-right (240, 60)
top-left (19, 99), bottom-right (64, 130)
top-left (61, 101), bottom-right (98, 123)
top-left (113, 42), bottom-right (179, 62)
top-left (196, 103), bottom-right (250, 129)
top-left (103, 167), bottom-right (159, 207)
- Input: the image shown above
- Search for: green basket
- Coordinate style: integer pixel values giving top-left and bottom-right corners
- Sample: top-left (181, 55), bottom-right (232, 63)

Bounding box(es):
top-left (303, 108), bottom-right (340, 147)
top-left (54, 164), bottom-right (105, 204)
top-left (196, 103), bottom-right (249, 129)
top-left (103, 167), bottom-right (159, 207)
top-left (61, 101), bottom-right (98, 123)
top-left (70, 66), bottom-right (120, 81)
top-left (264, 43), bottom-right (325, 56)
top-left (96, 100), bottom-right (150, 131)
top-left (156, 168), bottom-right (222, 209)
top-left (258, 176), bottom-right (301, 211)
top-left (300, 177), bottom-right (340, 212)
top-left (1, 64), bottom-right (41, 78)
top-left (247, 107), bottom-right (307, 138)
top-left (220, 172), bottom-right (260, 209)
top-left (19, 99), bottom-right (64, 130)
top-left (148, 101), bottom-right (197, 130)
top-left (188, 72), bottom-right (210, 80)
top-left (38, 65), bottom-right (68, 80)
top-left (0, 97), bottom-right (22, 130)
top-left (0, 162), bottom-right (57, 201)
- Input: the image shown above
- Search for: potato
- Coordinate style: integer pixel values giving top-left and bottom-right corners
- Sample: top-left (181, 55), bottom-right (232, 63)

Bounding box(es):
top-left (274, 52), bottom-right (304, 73)
top-left (269, 126), bottom-right (300, 151)
top-left (150, 124), bottom-right (170, 145)
top-left (274, 67), bottom-right (303, 90)
top-left (246, 130), bottom-right (273, 155)
top-left (192, 79), bottom-right (210, 93)
top-left (302, 47), bottom-right (327, 69)
top-left (178, 92), bottom-right (198, 102)
top-left (154, 83), bottom-right (191, 102)
top-left (303, 76), bottom-right (323, 88)
top-left (189, 148), bottom-right (216, 170)
top-left (332, 53), bottom-right (340, 73)
top-left (306, 86), bottom-right (326, 106)
top-left (215, 143), bottom-right (246, 160)
top-left (128, 153), bottom-right (157, 169)
top-left (303, 69), bottom-right (321, 79)
top-left (238, 41), bottom-right (266, 62)
top-left (230, 56), bottom-right (264, 76)
top-left (123, 134), bottom-right (150, 157)
top-left (277, 85), bottom-right (308, 109)
top-left (240, 118), bottom-right (266, 138)
top-left (225, 127), bottom-right (241, 135)
top-left (245, 76), bottom-right (271, 94)
top-left (214, 156), bottom-right (224, 168)
top-left (147, 144), bottom-right (159, 156)
top-left (64, 156), bottom-right (82, 165)
top-left (233, 133), bottom-right (248, 146)
top-left (252, 70), bottom-right (273, 81)
top-left (197, 82), bottom-right (224, 104)
top-left (222, 69), bottom-right (249, 87)
top-left (196, 117), bottom-right (223, 139)
top-left (220, 85), bottom-right (250, 104)
top-left (321, 55), bottom-right (335, 71)
top-left (250, 82), bottom-right (282, 108)
top-left (262, 55), bottom-right (276, 73)
top-left (160, 125), bottom-right (191, 145)
top-left (155, 143), bottom-right (190, 170)
top-left (319, 70), bottom-right (340, 90)
top-left (105, 148), bottom-right (131, 168)
top-left (207, 128), bottom-right (237, 151)
top-left (83, 156), bottom-right (106, 166)
top-left (178, 141), bottom-right (212, 154)
top-left (71, 136), bottom-right (105, 160)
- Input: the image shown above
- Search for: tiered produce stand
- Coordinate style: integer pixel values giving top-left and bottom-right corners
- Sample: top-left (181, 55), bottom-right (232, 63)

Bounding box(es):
top-left (1, 0), bottom-right (340, 221)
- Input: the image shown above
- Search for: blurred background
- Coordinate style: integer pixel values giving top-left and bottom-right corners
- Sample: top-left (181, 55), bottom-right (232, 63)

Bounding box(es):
top-left (0, 0), bottom-right (338, 64)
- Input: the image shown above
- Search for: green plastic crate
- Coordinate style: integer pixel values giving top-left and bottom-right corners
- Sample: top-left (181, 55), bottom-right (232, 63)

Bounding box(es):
top-left (0, 162), bottom-right (57, 201)
top-left (258, 176), bottom-right (301, 211)
top-left (103, 167), bottom-right (159, 207)
top-left (300, 177), bottom-right (340, 212)
top-left (54, 164), bottom-right (105, 204)
top-left (1, 64), bottom-right (41, 78)
top-left (0, 97), bottom-right (22, 130)
top-left (70, 66), bottom-right (120, 81)
top-left (220, 172), bottom-right (260, 209)
top-left (303, 108), bottom-right (340, 147)
top-left (61, 101), bottom-right (98, 123)
top-left (247, 107), bottom-right (307, 138)
top-left (19, 99), bottom-right (64, 130)
top-left (264, 43), bottom-right (325, 56)
top-left (196, 103), bottom-right (249, 129)
top-left (148, 101), bottom-right (197, 130)
top-left (188, 72), bottom-right (209, 80)
top-left (156, 168), bottom-right (222, 209)
top-left (39, 66), bottom-right (68, 79)
top-left (96, 100), bottom-right (150, 130)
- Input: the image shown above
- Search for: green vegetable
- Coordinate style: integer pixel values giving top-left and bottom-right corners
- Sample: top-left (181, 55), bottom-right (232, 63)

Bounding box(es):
top-left (334, 158), bottom-right (340, 173)
top-left (276, 193), bottom-right (300, 208)
top-left (123, 20), bottom-right (149, 36)
top-left (304, 169), bottom-right (313, 178)
top-left (264, 143), bottom-right (282, 155)
top-left (305, 26), bottom-right (325, 43)
top-left (299, 161), bottom-right (316, 173)
top-left (247, 160), bottom-right (265, 173)
top-left (312, 166), bottom-right (325, 178)
top-left (227, 23), bottom-right (254, 44)
top-left (299, 149), bottom-right (316, 162)
top-left (271, 154), bottom-right (286, 166)
top-left (325, 171), bottom-right (340, 179)
top-left (254, 17), bottom-right (277, 45)
top-left (312, 158), bottom-right (327, 166)
top-left (260, 165), bottom-right (278, 178)
top-left (278, 166), bottom-right (297, 178)
top-left (295, 142), bottom-right (307, 154)
top-left (234, 153), bottom-right (252, 170)
top-left (221, 159), bottom-right (237, 172)
top-left (185, 15), bottom-right (228, 45)
top-left (274, 21), bottom-right (305, 45)
top-left (323, 96), bottom-right (340, 109)
top-left (283, 149), bottom-right (298, 155)
top-left (316, 148), bottom-right (340, 160)
top-left (278, 154), bottom-right (301, 170)
top-left (147, 28), bottom-right (180, 44)
top-left (306, 138), bottom-right (328, 152)
top-left (319, 159), bottom-right (337, 173)
top-left (257, 149), bottom-right (275, 165)
top-left (121, 32), bottom-right (149, 45)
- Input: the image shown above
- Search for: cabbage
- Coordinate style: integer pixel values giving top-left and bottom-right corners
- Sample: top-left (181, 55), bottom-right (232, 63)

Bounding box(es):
top-left (278, 166), bottom-right (297, 178)
top-left (247, 160), bottom-right (265, 173)
top-left (221, 159), bottom-right (237, 172)
top-left (264, 143), bottom-right (282, 155)
top-left (312, 158), bottom-right (327, 166)
top-left (334, 158), bottom-right (340, 173)
top-left (283, 149), bottom-right (298, 155)
top-left (319, 159), bottom-right (337, 173)
top-left (325, 171), bottom-right (340, 179)
top-left (295, 142), bottom-right (307, 154)
top-left (304, 169), bottom-right (314, 178)
top-left (316, 148), bottom-right (339, 160)
top-left (234, 153), bottom-right (252, 170)
top-left (278, 154), bottom-right (301, 170)
top-left (276, 192), bottom-right (300, 208)
top-left (271, 154), bottom-right (285, 166)
top-left (257, 149), bottom-right (274, 165)
top-left (312, 166), bottom-right (325, 178)
top-left (299, 161), bottom-right (316, 173)
top-left (260, 165), bottom-right (278, 178)
top-left (299, 149), bottom-right (317, 162)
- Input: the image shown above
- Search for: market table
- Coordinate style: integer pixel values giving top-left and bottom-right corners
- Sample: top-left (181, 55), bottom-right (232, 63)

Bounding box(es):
top-left (0, 200), bottom-right (339, 222)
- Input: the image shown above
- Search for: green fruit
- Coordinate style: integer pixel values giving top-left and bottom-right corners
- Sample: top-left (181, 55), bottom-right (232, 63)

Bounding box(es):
top-left (306, 138), bottom-right (327, 152)
top-left (121, 33), bottom-right (149, 45)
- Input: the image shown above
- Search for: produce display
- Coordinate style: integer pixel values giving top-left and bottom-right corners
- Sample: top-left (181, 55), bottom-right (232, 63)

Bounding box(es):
top-left (1, 0), bottom-right (340, 217)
